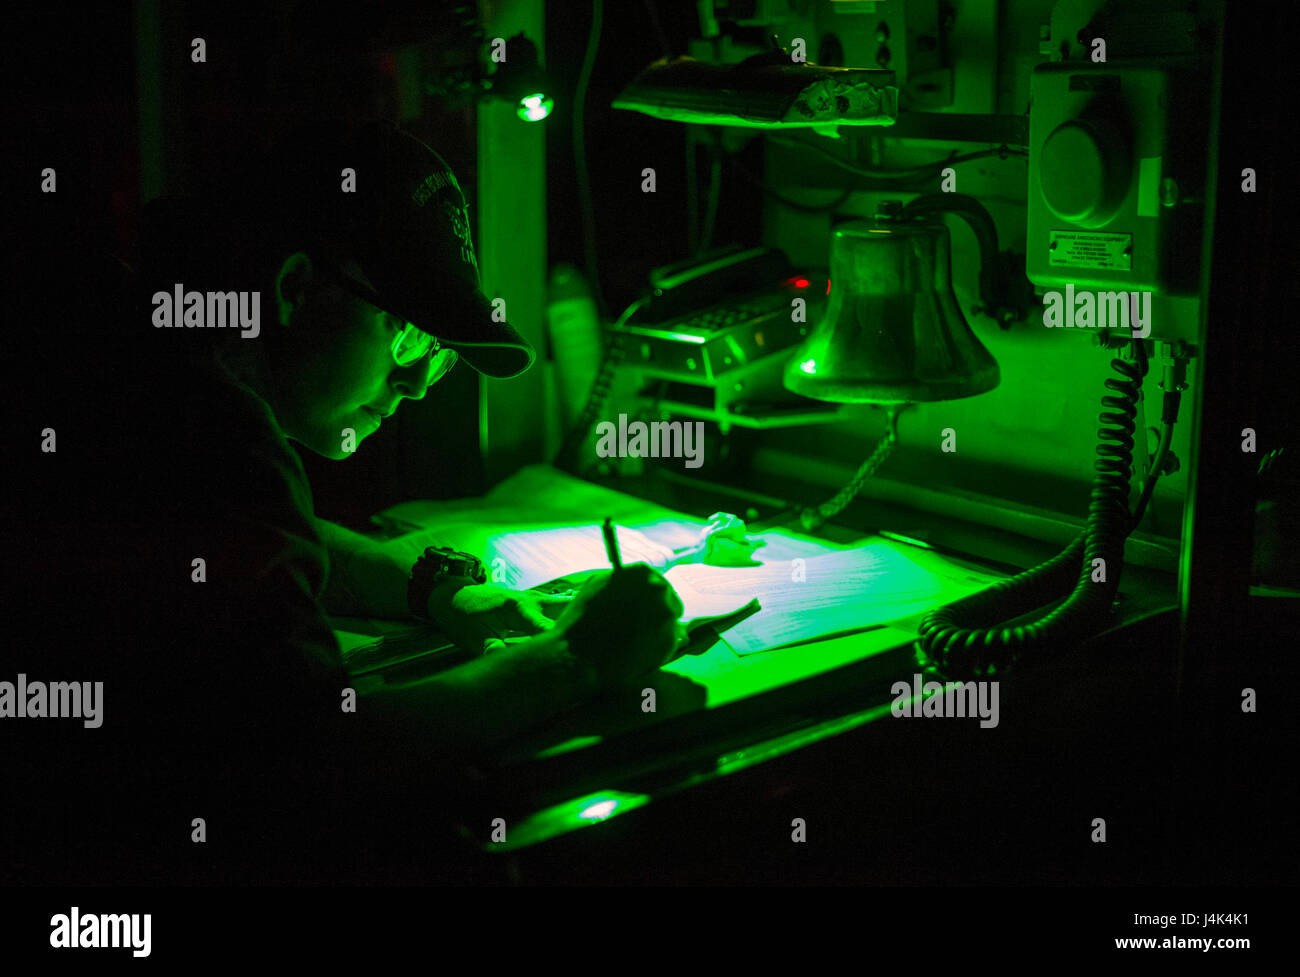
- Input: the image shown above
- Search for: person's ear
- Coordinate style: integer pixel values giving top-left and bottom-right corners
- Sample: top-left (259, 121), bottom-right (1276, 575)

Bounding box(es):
top-left (274, 252), bottom-right (314, 327)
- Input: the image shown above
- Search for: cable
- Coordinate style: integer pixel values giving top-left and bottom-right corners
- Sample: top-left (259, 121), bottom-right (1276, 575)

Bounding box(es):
top-left (916, 340), bottom-right (1169, 680)
top-left (1133, 342), bottom-right (1187, 528)
top-left (799, 405), bottom-right (903, 531)
top-left (573, 0), bottom-right (605, 317)
top-left (1133, 419), bottom-right (1173, 527)
top-left (768, 135), bottom-right (1027, 183)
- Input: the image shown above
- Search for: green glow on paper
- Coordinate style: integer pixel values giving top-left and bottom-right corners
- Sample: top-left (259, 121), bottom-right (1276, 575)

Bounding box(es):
top-left (517, 93), bottom-right (552, 122)
top-left (475, 514), bottom-right (718, 590)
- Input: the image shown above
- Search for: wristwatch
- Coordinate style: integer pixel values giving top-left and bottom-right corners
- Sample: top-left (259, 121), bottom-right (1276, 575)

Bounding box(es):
top-left (408, 546), bottom-right (488, 622)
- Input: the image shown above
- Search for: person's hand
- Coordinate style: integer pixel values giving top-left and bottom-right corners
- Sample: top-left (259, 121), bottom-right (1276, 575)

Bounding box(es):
top-left (552, 563), bottom-right (686, 687)
top-left (428, 582), bottom-right (571, 652)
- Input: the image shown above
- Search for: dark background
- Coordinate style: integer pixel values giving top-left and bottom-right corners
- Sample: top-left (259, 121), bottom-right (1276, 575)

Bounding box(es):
top-left (5, 0), bottom-right (763, 529)
top-left (3, 0), bottom-right (1298, 903)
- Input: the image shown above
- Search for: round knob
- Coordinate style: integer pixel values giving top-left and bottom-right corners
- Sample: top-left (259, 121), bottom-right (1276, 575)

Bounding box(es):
top-left (1039, 119), bottom-right (1130, 226)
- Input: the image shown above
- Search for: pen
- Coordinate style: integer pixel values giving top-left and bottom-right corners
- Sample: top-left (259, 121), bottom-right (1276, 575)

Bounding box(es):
top-left (601, 517), bottom-right (623, 570)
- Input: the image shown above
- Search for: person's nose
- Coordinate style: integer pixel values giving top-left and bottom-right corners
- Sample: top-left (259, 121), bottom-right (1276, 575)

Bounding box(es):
top-left (390, 358), bottom-right (432, 400)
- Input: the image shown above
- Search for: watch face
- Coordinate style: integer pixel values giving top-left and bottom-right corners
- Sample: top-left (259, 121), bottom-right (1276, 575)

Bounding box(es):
top-left (417, 547), bottom-right (485, 584)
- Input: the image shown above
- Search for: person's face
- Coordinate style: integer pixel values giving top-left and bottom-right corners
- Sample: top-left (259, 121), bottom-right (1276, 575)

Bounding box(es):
top-left (267, 252), bottom-right (458, 459)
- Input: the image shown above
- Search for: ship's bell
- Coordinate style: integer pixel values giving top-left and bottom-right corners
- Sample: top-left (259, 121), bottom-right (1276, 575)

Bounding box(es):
top-left (783, 213), bottom-right (1000, 403)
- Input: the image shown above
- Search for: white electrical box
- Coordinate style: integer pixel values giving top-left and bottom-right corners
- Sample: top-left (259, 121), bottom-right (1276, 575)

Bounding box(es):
top-left (1027, 59), bottom-right (1207, 298)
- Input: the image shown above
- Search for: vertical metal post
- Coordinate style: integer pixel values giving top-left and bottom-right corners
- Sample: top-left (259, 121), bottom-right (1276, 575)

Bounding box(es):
top-left (1178, 3), bottom-right (1285, 696)
top-left (477, 0), bottom-right (549, 485)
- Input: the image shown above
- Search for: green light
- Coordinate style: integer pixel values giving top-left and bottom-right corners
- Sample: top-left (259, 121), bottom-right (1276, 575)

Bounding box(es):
top-left (799, 358), bottom-right (818, 374)
top-left (517, 93), bottom-right (552, 122)
top-left (578, 799), bottom-right (618, 820)
top-left (485, 791), bottom-right (649, 850)
top-left (877, 530), bottom-right (935, 550)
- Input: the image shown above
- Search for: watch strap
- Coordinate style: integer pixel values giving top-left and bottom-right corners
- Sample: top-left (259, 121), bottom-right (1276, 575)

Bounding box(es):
top-left (408, 547), bottom-right (487, 622)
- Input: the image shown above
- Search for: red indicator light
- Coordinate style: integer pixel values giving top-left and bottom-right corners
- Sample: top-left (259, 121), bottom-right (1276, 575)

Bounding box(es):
top-left (794, 278), bottom-right (809, 288)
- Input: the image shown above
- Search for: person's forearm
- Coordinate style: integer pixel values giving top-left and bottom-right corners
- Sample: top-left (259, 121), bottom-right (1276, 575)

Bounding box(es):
top-left (362, 628), bottom-right (601, 754)
top-left (316, 518), bottom-right (493, 651)
top-left (316, 517), bottom-right (420, 619)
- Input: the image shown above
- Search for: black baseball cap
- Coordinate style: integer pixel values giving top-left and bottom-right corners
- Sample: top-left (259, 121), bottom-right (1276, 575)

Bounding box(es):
top-left (261, 119), bottom-right (536, 379)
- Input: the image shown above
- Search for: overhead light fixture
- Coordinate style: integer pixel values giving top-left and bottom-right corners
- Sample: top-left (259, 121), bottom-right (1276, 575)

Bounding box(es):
top-left (486, 33), bottom-right (553, 123)
top-left (424, 29), bottom-right (552, 123)
top-left (516, 91), bottom-right (553, 122)
top-left (613, 48), bottom-right (896, 135)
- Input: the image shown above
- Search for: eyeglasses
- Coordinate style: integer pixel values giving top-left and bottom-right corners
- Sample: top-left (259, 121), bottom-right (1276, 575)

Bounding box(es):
top-left (319, 262), bottom-right (458, 375)
top-left (391, 324), bottom-right (458, 382)
top-left (388, 316), bottom-right (441, 367)
top-left (390, 321), bottom-right (458, 382)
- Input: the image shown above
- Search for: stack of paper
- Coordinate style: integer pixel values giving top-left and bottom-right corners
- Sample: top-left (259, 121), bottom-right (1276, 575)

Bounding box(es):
top-left (664, 544), bottom-right (943, 654)
top-left (374, 465), bottom-right (1003, 657)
